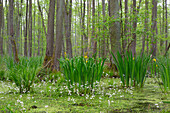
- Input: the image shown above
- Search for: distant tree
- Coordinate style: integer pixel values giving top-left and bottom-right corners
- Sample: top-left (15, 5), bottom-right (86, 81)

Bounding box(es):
top-left (0, 0), bottom-right (3, 56)
top-left (24, 0), bottom-right (28, 57)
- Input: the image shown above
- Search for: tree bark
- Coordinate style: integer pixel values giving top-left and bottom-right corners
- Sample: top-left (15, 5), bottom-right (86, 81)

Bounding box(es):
top-left (123, 0), bottom-right (128, 55)
top-left (54, 0), bottom-right (64, 71)
top-left (141, 0), bottom-right (148, 55)
top-left (37, 0), bottom-right (47, 37)
top-left (65, 0), bottom-right (73, 58)
top-left (165, 0), bottom-right (168, 51)
top-left (101, 0), bottom-right (106, 58)
top-left (43, 0), bottom-right (55, 67)
top-left (109, 0), bottom-right (121, 55)
top-left (150, 0), bottom-right (157, 56)
top-left (28, 0), bottom-right (32, 57)
top-left (37, 13), bottom-right (41, 56)
top-left (9, 0), bottom-right (19, 63)
top-left (24, 0), bottom-right (28, 57)
top-left (92, 0), bottom-right (97, 56)
top-left (131, 0), bottom-right (137, 56)
top-left (0, 0), bottom-right (3, 56)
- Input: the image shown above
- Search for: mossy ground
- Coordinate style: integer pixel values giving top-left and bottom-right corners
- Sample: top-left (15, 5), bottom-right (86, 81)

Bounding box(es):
top-left (0, 78), bottom-right (169, 113)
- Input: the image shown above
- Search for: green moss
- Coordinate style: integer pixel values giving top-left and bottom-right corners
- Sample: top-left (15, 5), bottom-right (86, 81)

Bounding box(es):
top-left (0, 78), bottom-right (169, 112)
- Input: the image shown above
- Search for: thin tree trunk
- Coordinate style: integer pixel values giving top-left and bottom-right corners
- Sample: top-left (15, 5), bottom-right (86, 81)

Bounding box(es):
top-left (16, 0), bottom-right (20, 55)
top-left (33, 0), bottom-right (36, 56)
top-left (102, 0), bottom-right (106, 58)
top-left (37, 14), bottom-right (41, 56)
top-left (87, 0), bottom-right (91, 54)
top-left (146, 0), bottom-right (149, 55)
top-left (37, 0), bottom-right (47, 37)
top-left (165, 0), bottom-right (168, 51)
top-left (142, 0), bottom-right (148, 55)
top-left (28, 0), bottom-right (32, 57)
top-left (68, 0), bottom-right (73, 58)
top-left (131, 0), bottom-right (137, 56)
top-left (0, 0), bottom-right (3, 56)
top-left (123, 0), bottom-right (128, 55)
top-left (160, 0), bottom-right (164, 54)
top-left (150, 0), bottom-right (157, 56)
top-left (92, 0), bottom-right (97, 56)
top-left (24, 0), bottom-right (28, 56)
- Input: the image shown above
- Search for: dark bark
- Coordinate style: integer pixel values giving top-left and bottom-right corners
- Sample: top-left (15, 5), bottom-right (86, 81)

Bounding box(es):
top-left (24, 0), bottom-right (28, 56)
top-left (0, 0), bottom-right (3, 56)
top-left (165, 0), bottom-right (168, 51)
top-left (101, 0), bottom-right (106, 58)
top-left (92, 0), bottom-right (97, 56)
top-left (28, 0), bottom-right (32, 57)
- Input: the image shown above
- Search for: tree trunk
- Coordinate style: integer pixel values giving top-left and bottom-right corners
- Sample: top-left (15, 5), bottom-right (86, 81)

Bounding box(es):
top-left (160, 0), bottom-right (164, 54)
top-left (165, 0), bottom-right (168, 51)
top-left (24, 0), bottom-right (28, 57)
top-left (28, 0), bottom-right (32, 57)
top-left (9, 0), bottom-right (19, 63)
top-left (54, 0), bottom-right (64, 71)
top-left (131, 0), bottom-right (137, 56)
top-left (33, 0), bottom-right (36, 56)
top-left (16, 0), bottom-right (20, 55)
top-left (102, 0), bottom-right (106, 58)
top-left (0, 0), bottom-right (3, 56)
top-left (87, 0), bottom-right (91, 54)
top-left (141, 0), bottom-right (148, 55)
top-left (43, 0), bottom-right (55, 67)
top-left (145, 0), bottom-right (149, 55)
top-left (123, 0), bottom-right (128, 55)
top-left (109, 0), bottom-right (121, 55)
top-left (150, 0), bottom-right (157, 56)
top-left (92, 0), bottom-right (97, 56)
top-left (65, 0), bottom-right (73, 58)
top-left (37, 14), bottom-right (41, 56)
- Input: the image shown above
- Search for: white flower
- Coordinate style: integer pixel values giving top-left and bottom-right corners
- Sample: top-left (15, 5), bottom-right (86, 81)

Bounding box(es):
top-left (45, 105), bottom-right (48, 108)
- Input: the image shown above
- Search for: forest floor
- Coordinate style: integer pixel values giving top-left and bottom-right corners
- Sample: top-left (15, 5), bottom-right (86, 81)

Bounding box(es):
top-left (0, 77), bottom-right (170, 113)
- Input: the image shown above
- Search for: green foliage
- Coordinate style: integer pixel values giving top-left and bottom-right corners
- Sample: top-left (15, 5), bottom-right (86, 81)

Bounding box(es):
top-left (59, 56), bottom-right (106, 95)
top-left (112, 51), bottom-right (151, 88)
top-left (157, 57), bottom-right (170, 92)
top-left (4, 56), bottom-right (43, 93)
